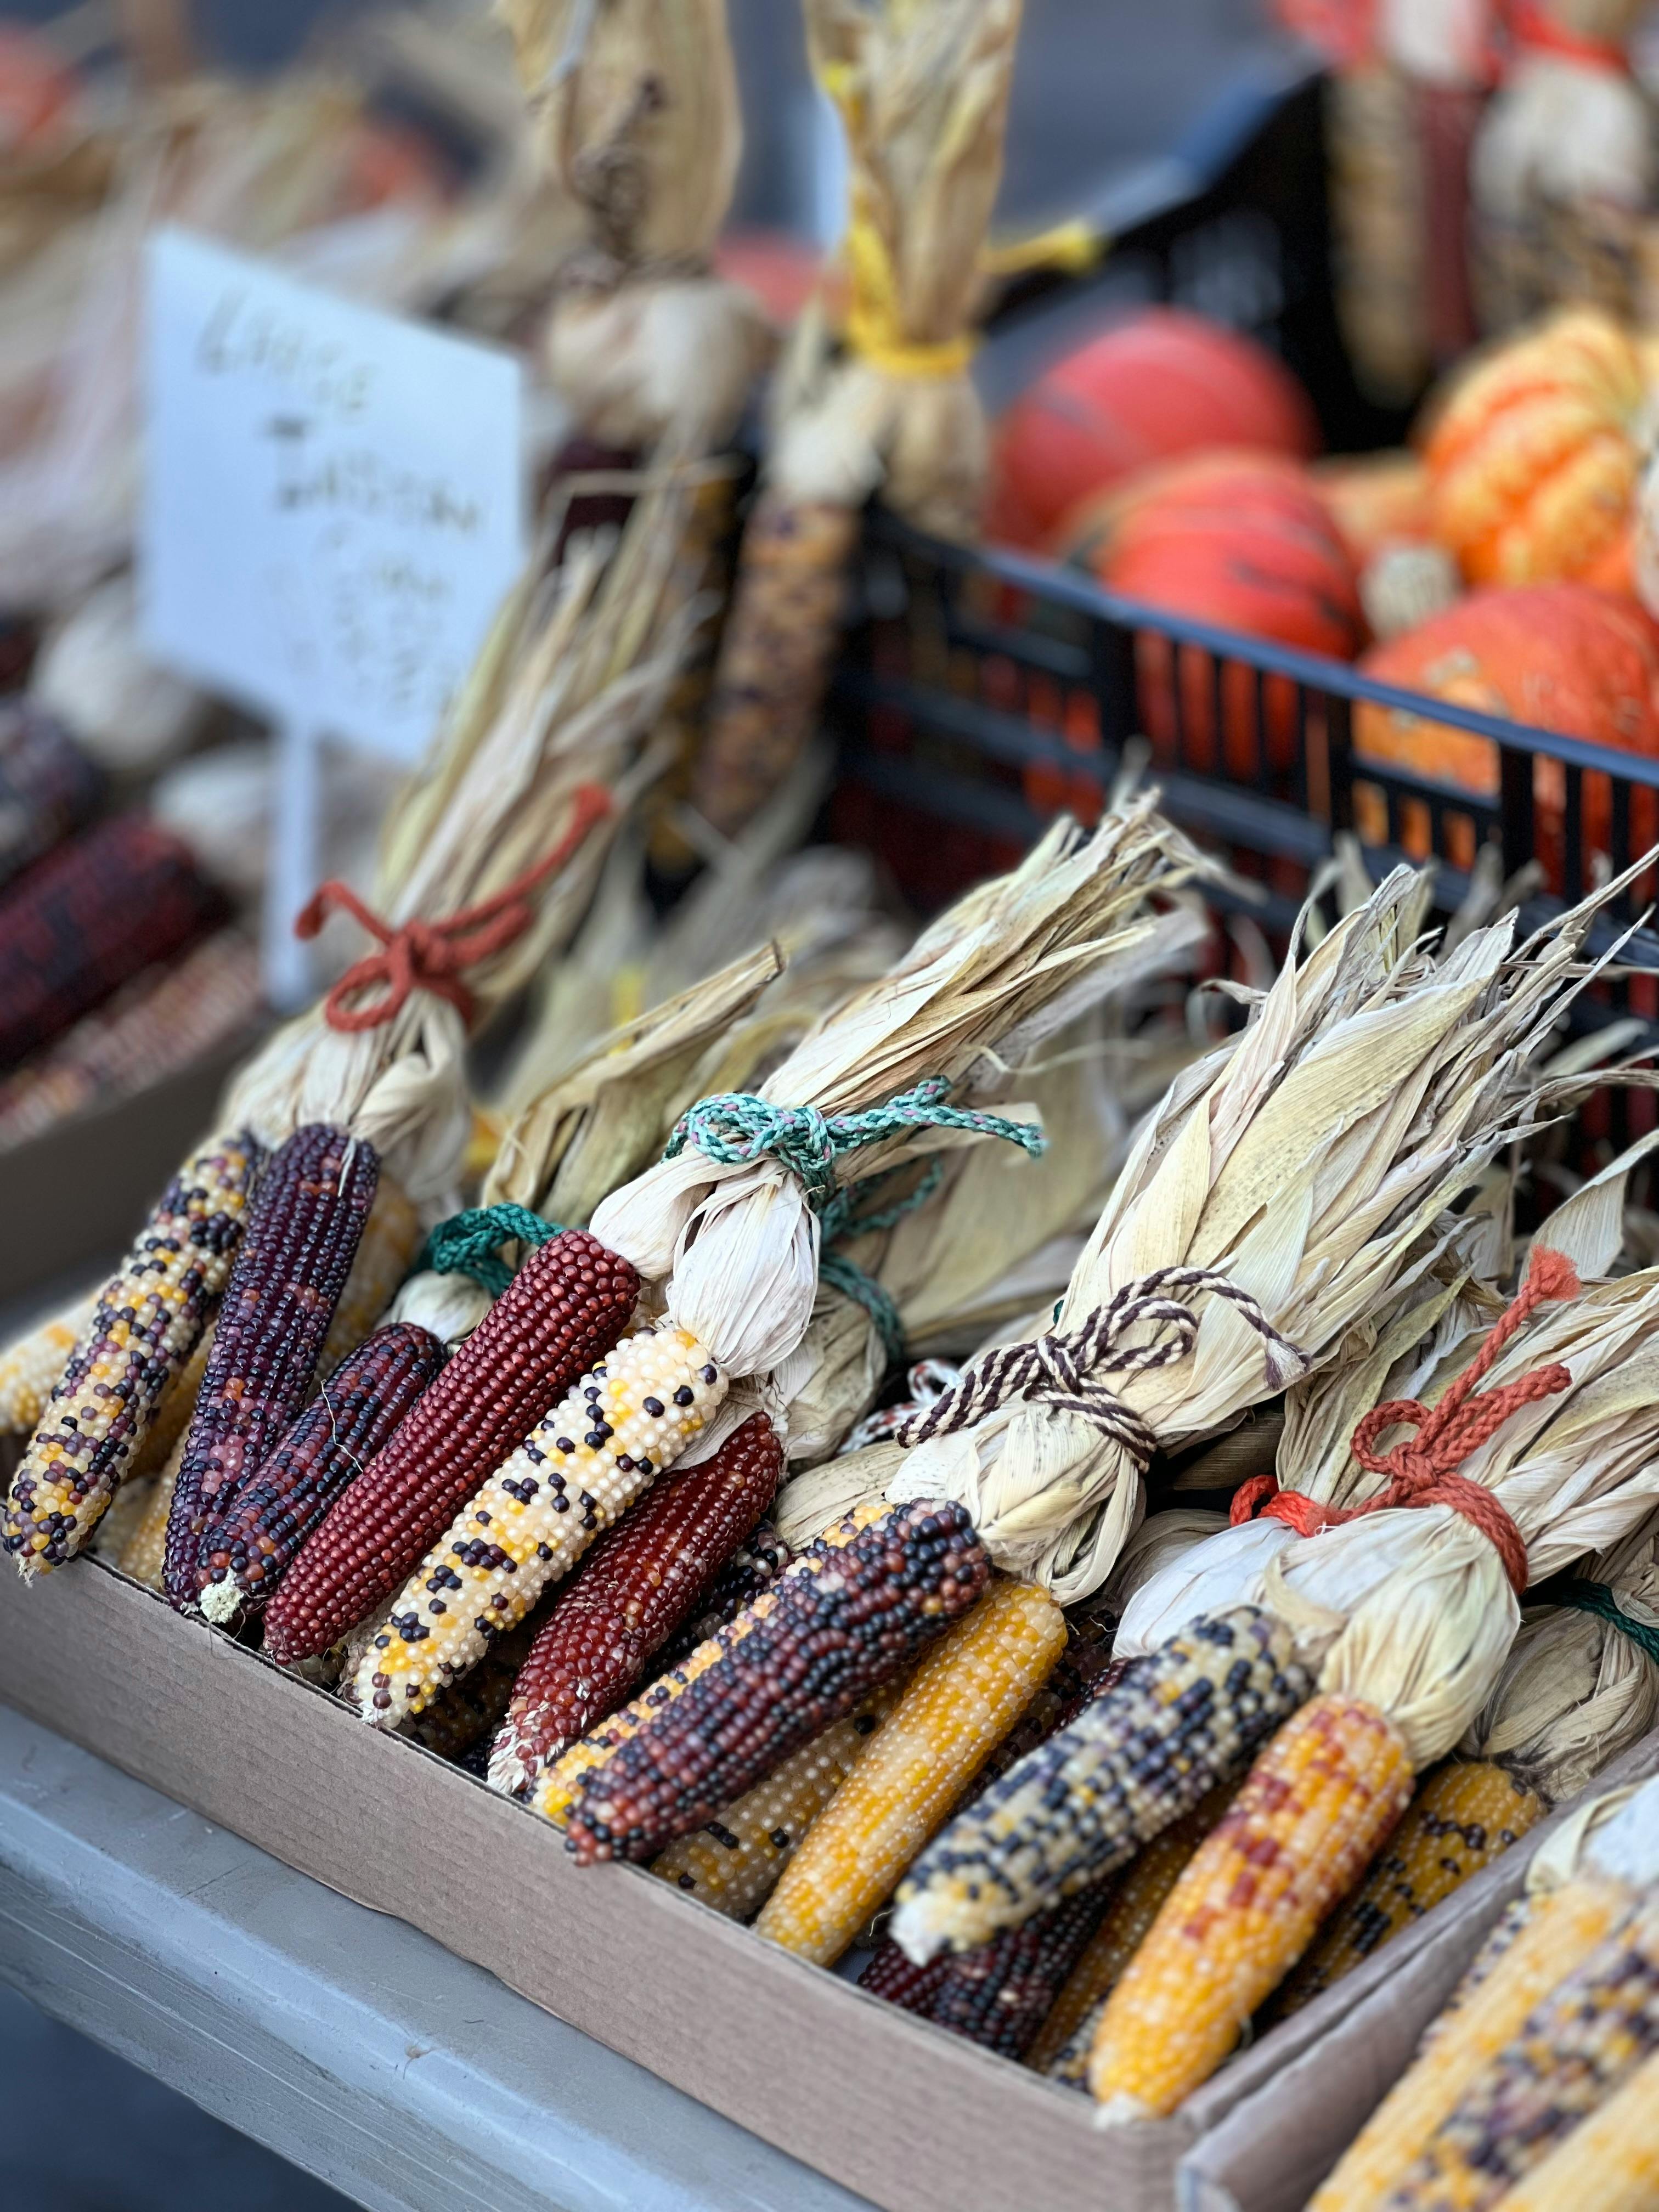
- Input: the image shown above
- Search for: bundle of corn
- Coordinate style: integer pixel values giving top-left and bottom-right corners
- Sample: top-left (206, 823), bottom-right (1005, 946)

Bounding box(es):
top-left (688, 0), bottom-right (1022, 842)
top-left (1309, 1773), bottom-right (1659, 2210)
top-left (342, 800), bottom-right (1211, 1739)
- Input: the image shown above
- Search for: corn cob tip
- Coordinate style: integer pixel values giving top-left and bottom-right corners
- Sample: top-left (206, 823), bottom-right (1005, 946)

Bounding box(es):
top-left (199, 1577), bottom-right (241, 1627)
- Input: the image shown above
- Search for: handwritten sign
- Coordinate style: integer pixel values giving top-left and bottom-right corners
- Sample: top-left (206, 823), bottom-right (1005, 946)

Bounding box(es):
top-left (140, 228), bottom-right (524, 1001)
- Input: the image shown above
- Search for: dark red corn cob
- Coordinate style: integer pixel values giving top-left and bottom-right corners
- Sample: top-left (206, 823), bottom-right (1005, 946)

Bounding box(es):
top-left (263, 1231), bottom-right (639, 1666)
top-left (928, 1886), bottom-right (1115, 2061)
top-left (0, 703), bottom-right (103, 894)
top-left (0, 815), bottom-right (229, 1070)
top-left (565, 1502), bottom-right (991, 1866)
top-left (656, 1518), bottom-right (793, 1672)
top-left (163, 1124), bottom-right (379, 1611)
top-left (488, 1412), bottom-right (784, 1795)
top-left (859, 1937), bottom-right (949, 2016)
top-left (194, 1322), bottom-right (445, 1625)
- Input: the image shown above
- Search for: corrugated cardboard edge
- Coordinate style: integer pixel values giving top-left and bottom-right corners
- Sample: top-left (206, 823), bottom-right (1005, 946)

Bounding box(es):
top-left (0, 1555), bottom-right (1193, 2212)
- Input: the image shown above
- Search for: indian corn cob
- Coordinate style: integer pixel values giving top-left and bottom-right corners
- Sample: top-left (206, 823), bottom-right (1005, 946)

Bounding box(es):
top-left (755, 1579), bottom-right (1068, 1967)
top-left (1087, 1692), bottom-right (1415, 2117)
top-left (162, 1125), bottom-right (379, 1611)
top-left (316, 1176), bottom-right (422, 1382)
top-left (403, 1612), bottom-right (545, 1765)
top-left (196, 1323), bottom-right (447, 1625)
top-left (353, 1323), bottom-right (726, 1728)
top-left (653, 1683), bottom-right (906, 1921)
top-left (0, 1293), bottom-right (95, 1434)
top-left (0, 703), bottom-right (103, 893)
top-left (488, 1411), bottom-right (782, 1793)
top-left (1274, 1758), bottom-right (1548, 2018)
top-left (1497, 2045), bottom-right (1659, 2212)
top-left (129, 1318), bottom-right (217, 1486)
top-left (859, 1933), bottom-right (948, 2014)
top-left (1379, 1889), bottom-right (1659, 2211)
top-left (263, 1231), bottom-right (639, 1666)
top-left (0, 815), bottom-right (229, 1069)
top-left (889, 1606), bottom-right (1312, 1963)
top-left (930, 1886), bottom-right (1113, 2063)
top-left (4, 1132), bottom-right (261, 1575)
top-left (566, 1502), bottom-right (992, 1865)
top-left (656, 1520), bottom-right (792, 1671)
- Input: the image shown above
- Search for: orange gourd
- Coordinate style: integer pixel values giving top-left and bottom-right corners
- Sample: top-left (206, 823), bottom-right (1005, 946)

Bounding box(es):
top-left (1423, 308), bottom-right (1644, 588)
top-left (1060, 449), bottom-right (1365, 778)
top-left (988, 308), bottom-right (1319, 550)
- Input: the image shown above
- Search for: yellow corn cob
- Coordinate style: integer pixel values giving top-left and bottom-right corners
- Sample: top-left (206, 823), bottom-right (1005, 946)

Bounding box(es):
top-left (1275, 1758), bottom-right (1548, 2018)
top-left (754, 1580), bottom-right (1068, 1968)
top-left (120, 1432), bottom-right (184, 1592)
top-left (1308, 1877), bottom-right (1638, 2212)
top-left (1030, 1779), bottom-right (1240, 2083)
top-left (316, 1175), bottom-right (421, 1381)
top-left (1090, 1693), bottom-right (1415, 2119)
top-left (650, 1680), bottom-right (908, 1920)
top-left (0, 1294), bottom-right (96, 1434)
top-left (1498, 2045), bottom-right (1659, 2212)
top-left (91, 1471), bottom-right (159, 1563)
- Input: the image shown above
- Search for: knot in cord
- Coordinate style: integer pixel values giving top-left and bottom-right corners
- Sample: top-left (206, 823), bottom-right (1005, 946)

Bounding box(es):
top-left (1231, 1247), bottom-right (1582, 1597)
top-left (296, 785), bottom-right (612, 1034)
top-left (896, 1265), bottom-right (1305, 1465)
top-left (416, 1204), bottom-right (562, 1298)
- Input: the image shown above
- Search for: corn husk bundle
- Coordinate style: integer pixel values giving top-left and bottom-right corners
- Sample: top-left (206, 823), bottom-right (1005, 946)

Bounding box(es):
top-left (686, 0), bottom-right (1022, 843)
top-left (872, 864), bottom-right (1658, 1608)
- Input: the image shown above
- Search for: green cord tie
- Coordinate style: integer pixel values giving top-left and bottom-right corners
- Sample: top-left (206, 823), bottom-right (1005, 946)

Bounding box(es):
top-left (416, 1203), bottom-right (563, 1298)
top-left (1554, 1578), bottom-right (1659, 1668)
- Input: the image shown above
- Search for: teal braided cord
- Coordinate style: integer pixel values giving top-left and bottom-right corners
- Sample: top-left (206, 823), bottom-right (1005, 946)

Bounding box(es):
top-left (818, 1159), bottom-right (947, 1372)
top-left (1554, 1579), bottom-right (1659, 1667)
top-left (821, 1252), bottom-right (907, 1367)
top-left (415, 1204), bottom-right (563, 1297)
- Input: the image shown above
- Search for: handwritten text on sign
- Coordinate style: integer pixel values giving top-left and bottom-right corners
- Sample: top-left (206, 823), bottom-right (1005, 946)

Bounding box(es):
top-left (142, 226), bottom-right (524, 764)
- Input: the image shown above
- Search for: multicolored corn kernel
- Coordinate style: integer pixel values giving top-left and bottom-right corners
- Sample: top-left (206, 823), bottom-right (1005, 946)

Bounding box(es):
top-left (1273, 1758), bottom-right (1547, 2020)
top-left (653, 1681), bottom-right (906, 1921)
top-left (315, 1175), bottom-right (422, 1383)
top-left (1310, 1878), bottom-right (1638, 2212)
top-left (565, 1503), bottom-right (992, 1866)
top-left (1380, 1889), bottom-right (1659, 2211)
top-left (0, 814), bottom-right (229, 1068)
top-left (488, 1410), bottom-right (779, 1794)
top-left (1088, 1693), bottom-right (1414, 2117)
top-left (889, 1606), bottom-right (1312, 1966)
top-left (352, 1324), bottom-right (725, 1729)
top-left (1498, 2045), bottom-right (1659, 2212)
top-left (404, 1611), bottom-right (547, 1765)
top-left (929, 1884), bottom-right (1115, 2063)
top-left (162, 1125), bottom-right (379, 1610)
top-left (263, 1232), bottom-right (639, 1666)
top-left (0, 701), bottom-right (103, 894)
top-left (0, 1293), bottom-right (96, 1435)
top-left (195, 1322), bottom-right (445, 1625)
top-left (4, 1131), bottom-right (260, 1576)
top-left (756, 1579), bottom-right (1068, 1967)
top-left (655, 1519), bottom-right (792, 1672)
top-left (860, 1934), bottom-right (949, 2015)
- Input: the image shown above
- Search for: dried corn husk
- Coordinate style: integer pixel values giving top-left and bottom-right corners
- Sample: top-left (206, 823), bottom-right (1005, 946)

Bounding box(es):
top-left (885, 862), bottom-right (1659, 1616)
top-left (687, 0), bottom-right (1021, 841)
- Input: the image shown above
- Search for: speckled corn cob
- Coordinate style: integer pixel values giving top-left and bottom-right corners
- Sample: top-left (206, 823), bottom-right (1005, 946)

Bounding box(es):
top-left (653, 1681), bottom-right (906, 1920)
top-left (1310, 1878), bottom-right (1639, 2212)
top-left (890, 1607), bottom-right (1312, 1966)
top-left (656, 1521), bottom-right (792, 1672)
top-left (532, 1509), bottom-right (888, 1832)
top-left (1274, 1758), bottom-right (1548, 2019)
top-left (353, 1324), bottom-right (726, 1728)
top-left (316, 1176), bottom-right (421, 1382)
top-left (129, 1318), bottom-right (216, 1486)
top-left (1425, 1898), bottom-right (1541, 2049)
top-left (3, 1132), bottom-right (260, 1576)
top-left (404, 1613), bottom-right (544, 1764)
top-left (935, 1886), bottom-right (1116, 2062)
top-left (566, 1503), bottom-right (992, 1866)
top-left (859, 1934), bottom-right (949, 2014)
top-left (263, 1232), bottom-right (639, 1666)
top-left (1498, 2045), bottom-right (1659, 2211)
top-left (1035, 1779), bottom-right (1239, 2084)
top-left (488, 1411), bottom-right (779, 1793)
top-left (0, 1293), bottom-right (95, 1434)
top-left (1380, 1890), bottom-right (1659, 2211)
top-left (195, 1323), bottom-right (445, 1625)
top-left (757, 1580), bottom-right (1068, 1966)
top-left (1088, 1693), bottom-right (1414, 2118)
top-left (162, 1125), bottom-right (379, 1611)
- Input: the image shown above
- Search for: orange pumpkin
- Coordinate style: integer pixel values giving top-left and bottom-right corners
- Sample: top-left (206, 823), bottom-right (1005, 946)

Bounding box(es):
top-left (1313, 450), bottom-right (1433, 566)
top-left (1423, 308), bottom-right (1643, 588)
top-left (988, 308), bottom-right (1319, 550)
top-left (1060, 450), bottom-right (1365, 778)
top-left (1355, 584), bottom-right (1659, 884)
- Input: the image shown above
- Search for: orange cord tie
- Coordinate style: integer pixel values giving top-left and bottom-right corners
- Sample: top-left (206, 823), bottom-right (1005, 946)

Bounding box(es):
top-left (1230, 1248), bottom-right (1582, 1596)
top-left (1506, 1), bottom-right (1629, 73)
top-left (295, 785), bottom-right (613, 1035)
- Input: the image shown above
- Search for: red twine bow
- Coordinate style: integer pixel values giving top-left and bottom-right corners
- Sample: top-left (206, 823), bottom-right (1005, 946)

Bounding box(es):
top-left (1230, 1246), bottom-right (1582, 1596)
top-left (295, 784), bottom-right (613, 1035)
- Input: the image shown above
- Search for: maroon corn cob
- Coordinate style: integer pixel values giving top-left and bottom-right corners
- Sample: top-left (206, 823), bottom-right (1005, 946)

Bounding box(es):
top-left (0, 702), bottom-right (103, 894)
top-left (565, 1501), bottom-right (992, 1866)
top-left (928, 1885), bottom-right (1116, 2061)
top-left (0, 815), bottom-right (228, 1070)
top-left (194, 1322), bottom-right (445, 1625)
top-left (263, 1231), bottom-right (639, 1665)
top-left (163, 1125), bottom-right (379, 1611)
top-left (488, 1412), bottom-right (784, 1795)
top-left (859, 1938), bottom-right (950, 2015)
top-left (656, 1519), bottom-right (794, 1672)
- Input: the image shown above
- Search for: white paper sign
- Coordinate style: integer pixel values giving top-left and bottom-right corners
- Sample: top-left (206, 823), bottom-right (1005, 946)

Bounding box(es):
top-left (140, 227), bottom-right (524, 1002)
